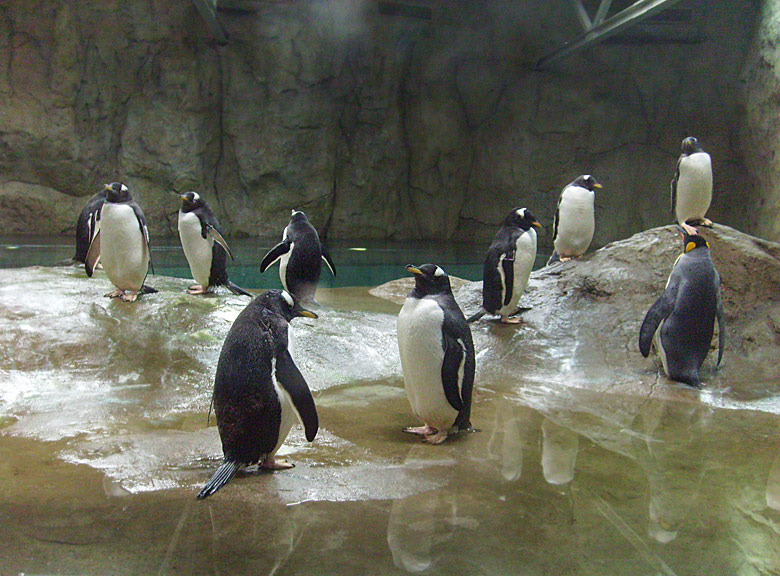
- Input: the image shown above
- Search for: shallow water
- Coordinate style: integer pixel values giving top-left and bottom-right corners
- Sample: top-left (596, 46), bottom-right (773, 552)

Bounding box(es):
top-left (1, 266), bottom-right (779, 575)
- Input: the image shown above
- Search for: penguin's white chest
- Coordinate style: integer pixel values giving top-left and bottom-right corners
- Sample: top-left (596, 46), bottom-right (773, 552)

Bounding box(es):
top-left (279, 242), bottom-right (294, 291)
top-left (397, 297), bottom-right (457, 430)
top-left (100, 204), bottom-right (149, 292)
top-left (554, 186), bottom-right (595, 257)
top-left (270, 357), bottom-right (297, 458)
top-left (498, 229), bottom-right (537, 315)
top-left (676, 152), bottom-right (712, 223)
top-left (178, 211), bottom-right (213, 288)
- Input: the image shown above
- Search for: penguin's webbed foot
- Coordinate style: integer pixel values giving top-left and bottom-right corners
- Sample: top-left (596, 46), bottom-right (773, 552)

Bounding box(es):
top-left (187, 284), bottom-right (210, 295)
top-left (403, 425), bottom-right (436, 436)
top-left (120, 291), bottom-right (139, 303)
top-left (559, 256), bottom-right (573, 262)
top-left (261, 456), bottom-right (294, 470)
top-left (680, 222), bottom-right (699, 236)
top-left (698, 217), bottom-right (714, 228)
top-left (422, 430), bottom-right (449, 444)
top-left (105, 289), bottom-right (124, 299)
top-left (500, 316), bottom-right (523, 324)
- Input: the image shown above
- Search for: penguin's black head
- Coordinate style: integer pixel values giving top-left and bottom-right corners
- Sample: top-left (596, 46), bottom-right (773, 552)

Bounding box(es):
top-left (505, 207), bottom-right (542, 232)
top-left (572, 174), bottom-right (602, 191)
top-left (406, 264), bottom-right (451, 296)
top-left (104, 182), bottom-right (131, 203)
top-left (177, 191), bottom-right (204, 213)
top-left (681, 136), bottom-right (704, 155)
top-left (289, 209), bottom-right (309, 223)
top-left (260, 289), bottom-right (318, 322)
top-left (679, 229), bottom-right (710, 253)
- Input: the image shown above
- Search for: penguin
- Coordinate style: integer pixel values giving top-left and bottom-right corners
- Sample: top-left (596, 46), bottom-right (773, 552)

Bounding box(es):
top-left (259, 210), bottom-right (336, 303)
top-left (397, 264), bottom-right (475, 444)
top-left (468, 207), bottom-right (542, 324)
top-left (197, 289), bottom-right (319, 499)
top-left (639, 228), bottom-right (725, 388)
top-left (547, 174), bottom-right (602, 264)
top-left (72, 189), bottom-right (107, 264)
top-left (85, 182), bottom-right (155, 302)
top-left (671, 136), bottom-right (713, 236)
top-left (175, 191), bottom-right (251, 296)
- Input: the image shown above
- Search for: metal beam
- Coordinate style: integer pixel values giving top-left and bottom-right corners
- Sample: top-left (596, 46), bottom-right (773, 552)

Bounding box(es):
top-left (593, 0), bottom-right (613, 25)
top-left (536, 0), bottom-right (686, 70)
top-left (571, 0), bottom-right (593, 32)
top-left (191, 0), bottom-right (229, 44)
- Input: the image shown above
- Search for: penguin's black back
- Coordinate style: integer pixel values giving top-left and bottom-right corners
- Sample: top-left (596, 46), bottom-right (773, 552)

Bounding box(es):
top-left (213, 298), bottom-right (289, 464)
top-left (73, 190), bottom-right (107, 263)
top-left (285, 217), bottom-right (324, 298)
top-left (482, 226), bottom-right (522, 313)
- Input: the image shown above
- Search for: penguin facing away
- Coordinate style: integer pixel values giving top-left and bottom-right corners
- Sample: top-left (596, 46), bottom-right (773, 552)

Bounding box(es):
top-left (85, 182), bottom-right (155, 302)
top-left (72, 188), bottom-right (107, 264)
top-left (260, 210), bottom-right (336, 304)
top-left (639, 229), bottom-right (725, 388)
top-left (671, 136), bottom-right (713, 236)
top-left (197, 289), bottom-right (319, 500)
top-left (469, 207), bottom-right (542, 324)
top-left (547, 174), bottom-right (602, 265)
top-left (175, 191), bottom-right (251, 296)
top-left (397, 264), bottom-right (475, 444)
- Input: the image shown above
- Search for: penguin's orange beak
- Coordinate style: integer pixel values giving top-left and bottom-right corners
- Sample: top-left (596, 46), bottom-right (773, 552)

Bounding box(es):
top-left (531, 220), bottom-right (542, 231)
top-left (406, 265), bottom-right (422, 276)
top-left (103, 184), bottom-right (112, 192)
top-left (594, 183), bottom-right (603, 189)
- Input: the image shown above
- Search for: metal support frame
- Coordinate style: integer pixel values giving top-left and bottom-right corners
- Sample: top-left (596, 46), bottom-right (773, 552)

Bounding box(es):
top-left (191, 0), bottom-right (229, 44)
top-left (536, 0), bottom-right (685, 69)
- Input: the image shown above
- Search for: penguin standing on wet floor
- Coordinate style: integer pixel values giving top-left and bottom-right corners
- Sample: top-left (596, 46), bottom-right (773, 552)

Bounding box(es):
top-left (197, 290), bottom-right (319, 500)
top-left (639, 228), bottom-right (725, 388)
top-left (671, 136), bottom-right (713, 236)
top-left (547, 174), bottom-right (602, 264)
top-left (397, 264), bottom-right (475, 444)
top-left (175, 191), bottom-right (251, 296)
top-left (260, 210), bottom-right (336, 304)
top-left (85, 182), bottom-right (155, 302)
top-left (71, 188), bottom-right (107, 265)
top-left (468, 207), bottom-right (541, 324)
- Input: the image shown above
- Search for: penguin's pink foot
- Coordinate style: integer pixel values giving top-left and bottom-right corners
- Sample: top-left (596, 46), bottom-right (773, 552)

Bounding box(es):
top-left (699, 217), bottom-right (713, 228)
top-left (105, 289), bottom-right (124, 299)
top-left (120, 291), bottom-right (139, 302)
top-left (500, 316), bottom-right (523, 324)
top-left (559, 256), bottom-right (573, 262)
top-left (681, 222), bottom-right (699, 236)
top-left (403, 425), bottom-right (436, 436)
top-left (261, 456), bottom-right (294, 470)
top-left (188, 284), bottom-right (210, 295)
top-left (422, 430), bottom-right (449, 444)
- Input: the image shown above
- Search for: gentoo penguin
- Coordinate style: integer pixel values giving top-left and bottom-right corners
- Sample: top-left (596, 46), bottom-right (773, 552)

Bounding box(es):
top-left (259, 210), bottom-right (336, 303)
top-left (639, 229), bottom-right (725, 388)
top-left (197, 290), bottom-right (319, 499)
top-left (72, 189), bottom-right (107, 264)
top-left (175, 191), bottom-right (251, 296)
top-left (468, 207), bottom-right (542, 324)
top-left (85, 182), bottom-right (155, 302)
top-left (397, 264), bottom-right (475, 444)
top-left (547, 174), bottom-right (602, 264)
top-left (671, 136), bottom-right (713, 236)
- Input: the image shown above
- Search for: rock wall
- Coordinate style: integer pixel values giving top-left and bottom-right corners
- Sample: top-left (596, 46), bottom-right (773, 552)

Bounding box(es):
top-left (0, 0), bottom-right (763, 248)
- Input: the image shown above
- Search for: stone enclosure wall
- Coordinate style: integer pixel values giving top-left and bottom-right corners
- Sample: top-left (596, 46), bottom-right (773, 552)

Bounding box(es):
top-left (0, 0), bottom-right (769, 249)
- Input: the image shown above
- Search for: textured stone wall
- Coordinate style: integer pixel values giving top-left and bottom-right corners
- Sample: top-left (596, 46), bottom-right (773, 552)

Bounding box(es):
top-left (0, 0), bottom-right (762, 248)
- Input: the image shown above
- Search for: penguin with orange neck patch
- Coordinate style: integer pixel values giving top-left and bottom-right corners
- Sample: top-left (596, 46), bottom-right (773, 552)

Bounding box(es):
top-left (639, 228), bottom-right (725, 388)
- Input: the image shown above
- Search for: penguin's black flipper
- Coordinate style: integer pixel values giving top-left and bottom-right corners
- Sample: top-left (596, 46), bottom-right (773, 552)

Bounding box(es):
top-left (466, 310), bottom-right (486, 323)
top-left (225, 280), bottom-right (252, 297)
top-left (501, 251), bottom-right (515, 307)
top-left (440, 331), bottom-right (467, 413)
top-left (260, 240), bottom-right (291, 273)
top-left (670, 157), bottom-right (681, 218)
top-left (85, 230), bottom-right (101, 277)
top-left (275, 350), bottom-right (318, 442)
top-left (208, 227), bottom-right (235, 261)
top-left (716, 281), bottom-right (725, 368)
top-left (197, 459), bottom-right (242, 500)
top-left (320, 244), bottom-right (337, 277)
top-left (638, 287), bottom-right (677, 357)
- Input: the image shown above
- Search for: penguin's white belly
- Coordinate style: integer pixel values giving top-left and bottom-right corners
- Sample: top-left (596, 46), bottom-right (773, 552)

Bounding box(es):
top-left (178, 211), bottom-right (213, 288)
top-left (279, 242), bottom-right (293, 291)
top-left (676, 152), bottom-right (712, 223)
top-left (498, 230), bottom-right (537, 316)
top-left (555, 187), bottom-right (595, 257)
top-left (100, 204), bottom-right (148, 291)
top-left (397, 298), bottom-right (458, 430)
top-left (271, 368), bottom-right (297, 458)
top-left (653, 323), bottom-right (670, 377)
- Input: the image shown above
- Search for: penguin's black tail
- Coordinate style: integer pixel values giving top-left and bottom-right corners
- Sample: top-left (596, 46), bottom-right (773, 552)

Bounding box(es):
top-left (140, 284), bottom-right (158, 295)
top-left (197, 460), bottom-right (242, 500)
top-left (466, 310), bottom-right (486, 323)
top-left (225, 280), bottom-right (252, 297)
top-left (546, 250), bottom-right (560, 265)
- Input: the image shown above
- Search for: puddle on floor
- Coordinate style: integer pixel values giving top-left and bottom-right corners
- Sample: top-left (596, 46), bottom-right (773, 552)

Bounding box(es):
top-left (1, 267), bottom-right (779, 575)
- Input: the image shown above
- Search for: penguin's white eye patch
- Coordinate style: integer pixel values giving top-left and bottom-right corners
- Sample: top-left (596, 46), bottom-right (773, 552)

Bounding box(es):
top-left (192, 192), bottom-right (200, 202)
top-left (516, 208), bottom-right (525, 218)
top-left (281, 290), bottom-right (295, 308)
top-left (434, 266), bottom-right (446, 277)
top-left (121, 184), bottom-right (128, 193)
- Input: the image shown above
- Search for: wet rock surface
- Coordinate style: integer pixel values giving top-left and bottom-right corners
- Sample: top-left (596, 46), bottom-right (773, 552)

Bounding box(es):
top-left (1, 226), bottom-right (779, 575)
